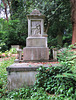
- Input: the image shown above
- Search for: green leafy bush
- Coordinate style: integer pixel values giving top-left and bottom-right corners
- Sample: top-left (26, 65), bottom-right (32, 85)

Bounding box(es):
top-left (7, 86), bottom-right (32, 99)
top-left (35, 48), bottom-right (76, 99)
top-left (35, 66), bottom-right (76, 99)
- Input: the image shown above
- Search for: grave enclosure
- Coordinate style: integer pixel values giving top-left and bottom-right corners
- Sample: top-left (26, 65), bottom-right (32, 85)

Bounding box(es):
top-left (6, 9), bottom-right (56, 90)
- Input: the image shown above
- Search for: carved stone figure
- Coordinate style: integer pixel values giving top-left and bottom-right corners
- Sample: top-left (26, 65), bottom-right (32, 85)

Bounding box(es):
top-left (34, 24), bottom-right (41, 35)
top-left (31, 20), bottom-right (41, 36)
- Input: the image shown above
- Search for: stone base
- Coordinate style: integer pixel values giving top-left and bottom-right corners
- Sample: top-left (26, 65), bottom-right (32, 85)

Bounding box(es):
top-left (26, 37), bottom-right (47, 47)
top-left (6, 63), bottom-right (38, 90)
top-left (23, 47), bottom-right (49, 61)
top-left (6, 62), bottom-right (60, 90)
top-left (6, 63), bottom-right (47, 90)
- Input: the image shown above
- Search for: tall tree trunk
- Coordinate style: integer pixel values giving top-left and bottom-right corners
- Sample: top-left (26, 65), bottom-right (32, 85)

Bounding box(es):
top-left (71, 0), bottom-right (76, 44)
top-left (2, 0), bottom-right (8, 21)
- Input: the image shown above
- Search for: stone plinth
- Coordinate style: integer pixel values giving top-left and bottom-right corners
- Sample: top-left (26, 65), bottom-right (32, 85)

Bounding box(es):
top-left (7, 71), bottom-right (37, 90)
top-left (26, 37), bottom-right (47, 47)
top-left (23, 47), bottom-right (49, 61)
top-left (6, 63), bottom-right (38, 90)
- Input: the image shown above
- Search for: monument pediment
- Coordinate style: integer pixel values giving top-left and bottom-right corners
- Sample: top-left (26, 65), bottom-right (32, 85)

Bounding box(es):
top-left (30, 9), bottom-right (41, 15)
top-left (27, 9), bottom-right (45, 19)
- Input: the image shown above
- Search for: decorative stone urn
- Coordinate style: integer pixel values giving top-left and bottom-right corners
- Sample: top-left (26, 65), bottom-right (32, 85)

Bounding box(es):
top-left (23, 9), bottom-right (49, 61)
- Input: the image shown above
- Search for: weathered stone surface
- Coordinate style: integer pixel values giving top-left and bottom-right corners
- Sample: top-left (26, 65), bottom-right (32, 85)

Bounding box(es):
top-left (6, 63), bottom-right (39, 90)
top-left (23, 47), bottom-right (49, 61)
top-left (27, 9), bottom-right (45, 37)
top-left (7, 71), bottom-right (37, 90)
top-left (26, 37), bottom-right (47, 47)
top-left (52, 48), bottom-right (57, 60)
top-left (6, 63), bottom-right (39, 72)
top-left (31, 20), bottom-right (41, 36)
top-left (6, 62), bottom-right (60, 90)
top-left (27, 9), bottom-right (45, 19)
top-left (17, 49), bottom-right (22, 60)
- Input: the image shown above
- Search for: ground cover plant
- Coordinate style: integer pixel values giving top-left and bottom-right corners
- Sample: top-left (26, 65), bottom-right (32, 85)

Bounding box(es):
top-left (0, 57), bottom-right (15, 98)
top-left (35, 48), bottom-right (76, 99)
top-left (0, 47), bottom-right (76, 100)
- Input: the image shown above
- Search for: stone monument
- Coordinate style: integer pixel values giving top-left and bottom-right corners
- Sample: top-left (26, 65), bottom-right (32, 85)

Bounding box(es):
top-left (6, 9), bottom-right (50, 90)
top-left (23, 9), bottom-right (49, 61)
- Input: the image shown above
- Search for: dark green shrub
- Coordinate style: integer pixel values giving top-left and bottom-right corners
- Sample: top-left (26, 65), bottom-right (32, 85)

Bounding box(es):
top-left (35, 65), bottom-right (76, 98)
top-left (0, 42), bottom-right (8, 52)
top-left (7, 87), bottom-right (50, 100)
top-left (35, 48), bottom-right (76, 99)
top-left (7, 86), bottom-right (32, 99)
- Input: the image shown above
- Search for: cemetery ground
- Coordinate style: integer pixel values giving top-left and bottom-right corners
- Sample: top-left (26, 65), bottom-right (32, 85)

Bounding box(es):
top-left (0, 47), bottom-right (76, 100)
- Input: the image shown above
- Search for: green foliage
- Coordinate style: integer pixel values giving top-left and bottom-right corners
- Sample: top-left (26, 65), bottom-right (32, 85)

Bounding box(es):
top-left (7, 87), bottom-right (50, 100)
top-left (0, 1), bottom-right (75, 99)
top-left (0, 48), bottom-right (76, 99)
top-left (0, 18), bottom-right (28, 50)
top-left (57, 48), bottom-right (73, 62)
top-left (6, 86), bottom-right (73, 100)
top-left (35, 66), bottom-right (76, 98)
top-left (4, 48), bottom-right (17, 57)
top-left (0, 57), bottom-right (15, 98)
top-left (0, 19), bottom-right (8, 52)
top-left (35, 48), bottom-right (76, 99)
top-left (6, 20), bottom-right (27, 47)
top-left (1, 0), bottom-right (72, 49)
top-left (9, 48), bottom-right (17, 54)
top-left (0, 42), bottom-right (8, 52)
top-left (7, 86), bottom-right (32, 99)
top-left (10, 0), bottom-right (25, 20)
top-left (68, 43), bottom-right (76, 49)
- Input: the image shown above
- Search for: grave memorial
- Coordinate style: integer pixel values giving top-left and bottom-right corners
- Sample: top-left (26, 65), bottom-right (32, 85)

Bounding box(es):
top-left (6, 9), bottom-right (50, 90)
top-left (23, 9), bottom-right (49, 61)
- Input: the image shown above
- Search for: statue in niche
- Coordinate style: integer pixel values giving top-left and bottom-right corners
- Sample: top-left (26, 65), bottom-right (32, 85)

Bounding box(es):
top-left (31, 20), bottom-right (41, 36)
